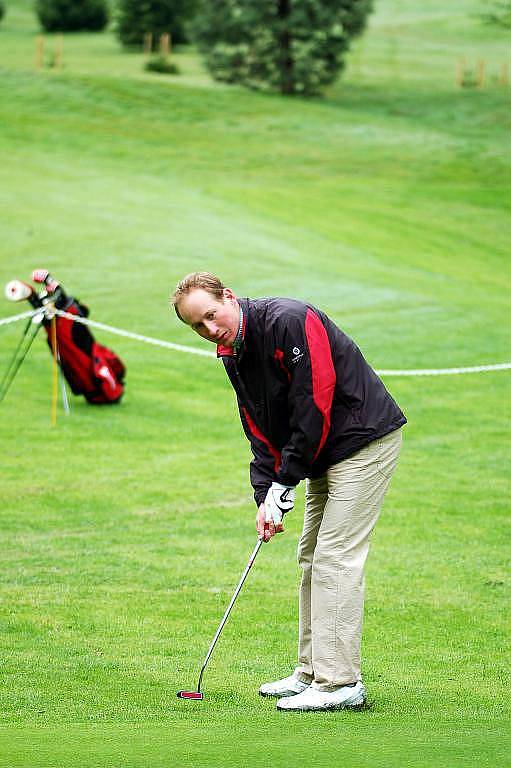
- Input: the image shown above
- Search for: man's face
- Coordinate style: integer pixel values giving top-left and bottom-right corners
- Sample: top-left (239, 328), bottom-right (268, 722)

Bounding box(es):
top-left (177, 288), bottom-right (240, 347)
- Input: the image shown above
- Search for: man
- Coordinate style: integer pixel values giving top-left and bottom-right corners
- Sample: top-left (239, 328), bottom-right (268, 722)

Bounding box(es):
top-left (171, 272), bottom-right (406, 712)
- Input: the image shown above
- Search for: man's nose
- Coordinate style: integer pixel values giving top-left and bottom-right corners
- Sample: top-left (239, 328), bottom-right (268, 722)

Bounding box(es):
top-left (204, 320), bottom-right (219, 337)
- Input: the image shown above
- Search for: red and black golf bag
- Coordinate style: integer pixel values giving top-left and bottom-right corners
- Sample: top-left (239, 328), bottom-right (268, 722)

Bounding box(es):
top-left (44, 294), bottom-right (126, 404)
top-left (3, 270), bottom-right (126, 405)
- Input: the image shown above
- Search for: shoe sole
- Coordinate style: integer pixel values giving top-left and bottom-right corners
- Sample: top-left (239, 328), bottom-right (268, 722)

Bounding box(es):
top-left (276, 696), bottom-right (367, 713)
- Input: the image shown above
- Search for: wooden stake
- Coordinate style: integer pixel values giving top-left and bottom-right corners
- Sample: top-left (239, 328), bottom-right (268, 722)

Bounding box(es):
top-left (55, 34), bottom-right (64, 70)
top-left (143, 32), bottom-right (153, 55)
top-left (160, 33), bottom-right (170, 57)
top-left (500, 62), bottom-right (509, 87)
top-left (476, 59), bottom-right (485, 88)
top-left (35, 35), bottom-right (45, 70)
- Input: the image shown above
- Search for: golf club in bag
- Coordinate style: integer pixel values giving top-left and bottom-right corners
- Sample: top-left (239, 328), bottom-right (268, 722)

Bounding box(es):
top-left (177, 537), bottom-right (264, 701)
top-left (0, 282), bottom-right (45, 405)
top-left (2, 270), bottom-right (126, 405)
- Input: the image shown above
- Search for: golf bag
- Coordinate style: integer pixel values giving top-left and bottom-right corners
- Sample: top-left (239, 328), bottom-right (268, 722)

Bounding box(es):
top-left (44, 294), bottom-right (126, 404)
top-left (3, 271), bottom-right (126, 405)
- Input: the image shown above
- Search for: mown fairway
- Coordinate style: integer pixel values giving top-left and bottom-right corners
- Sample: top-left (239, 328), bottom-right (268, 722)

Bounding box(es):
top-left (0, 1), bottom-right (510, 766)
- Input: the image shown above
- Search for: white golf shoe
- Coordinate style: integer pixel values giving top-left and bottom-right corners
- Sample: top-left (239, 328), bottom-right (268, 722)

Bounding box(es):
top-left (259, 670), bottom-right (312, 698)
top-left (276, 680), bottom-right (366, 712)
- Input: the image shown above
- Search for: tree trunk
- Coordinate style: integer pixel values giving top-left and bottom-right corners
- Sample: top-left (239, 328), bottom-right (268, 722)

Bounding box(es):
top-left (277, 0), bottom-right (294, 94)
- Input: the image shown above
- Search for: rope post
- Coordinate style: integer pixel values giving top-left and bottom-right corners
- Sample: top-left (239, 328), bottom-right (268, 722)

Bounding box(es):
top-left (476, 59), bottom-right (485, 88)
top-left (51, 315), bottom-right (58, 426)
top-left (500, 62), bottom-right (509, 87)
top-left (160, 33), bottom-right (170, 57)
top-left (35, 35), bottom-right (45, 70)
top-left (55, 34), bottom-right (64, 70)
top-left (143, 32), bottom-right (153, 55)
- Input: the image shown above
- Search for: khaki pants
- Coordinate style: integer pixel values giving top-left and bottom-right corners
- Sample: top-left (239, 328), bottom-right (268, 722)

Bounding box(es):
top-left (296, 427), bottom-right (403, 689)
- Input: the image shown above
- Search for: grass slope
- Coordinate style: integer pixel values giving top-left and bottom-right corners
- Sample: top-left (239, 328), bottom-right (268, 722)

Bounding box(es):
top-left (0, 0), bottom-right (510, 766)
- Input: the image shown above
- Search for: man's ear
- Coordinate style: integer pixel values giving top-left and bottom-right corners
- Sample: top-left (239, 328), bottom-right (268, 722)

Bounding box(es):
top-left (223, 287), bottom-right (236, 301)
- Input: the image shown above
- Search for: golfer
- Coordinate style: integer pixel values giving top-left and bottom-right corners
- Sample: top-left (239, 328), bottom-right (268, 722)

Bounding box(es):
top-left (171, 272), bottom-right (406, 712)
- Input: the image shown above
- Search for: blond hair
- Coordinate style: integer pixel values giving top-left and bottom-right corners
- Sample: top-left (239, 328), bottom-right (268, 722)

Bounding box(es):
top-left (171, 272), bottom-right (225, 321)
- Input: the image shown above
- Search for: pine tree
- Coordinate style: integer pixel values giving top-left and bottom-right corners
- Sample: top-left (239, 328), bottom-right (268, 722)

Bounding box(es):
top-left (192, 0), bottom-right (373, 96)
top-left (116, 0), bottom-right (196, 47)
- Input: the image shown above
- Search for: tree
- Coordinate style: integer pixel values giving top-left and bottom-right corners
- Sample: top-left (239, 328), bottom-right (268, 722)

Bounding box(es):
top-left (116, 0), bottom-right (196, 47)
top-left (192, 0), bottom-right (373, 96)
top-left (35, 0), bottom-right (109, 32)
top-left (481, 1), bottom-right (511, 28)
top-left (0, 1), bottom-right (5, 25)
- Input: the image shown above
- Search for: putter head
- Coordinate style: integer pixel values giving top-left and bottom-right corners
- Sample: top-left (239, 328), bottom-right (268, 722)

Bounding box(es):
top-left (177, 690), bottom-right (204, 700)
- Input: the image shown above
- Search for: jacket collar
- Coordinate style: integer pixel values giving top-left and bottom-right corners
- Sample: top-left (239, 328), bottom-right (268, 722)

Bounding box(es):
top-left (217, 298), bottom-right (248, 359)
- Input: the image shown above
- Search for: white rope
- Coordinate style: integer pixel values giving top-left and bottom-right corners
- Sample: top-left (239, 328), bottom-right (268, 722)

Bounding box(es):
top-left (55, 309), bottom-right (216, 358)
top-left (377, 363), bottom-right (511, 377)
top-left (54, 309), bottom-right (510, 378)
top-left (0, 309), bottom-right (40, 327)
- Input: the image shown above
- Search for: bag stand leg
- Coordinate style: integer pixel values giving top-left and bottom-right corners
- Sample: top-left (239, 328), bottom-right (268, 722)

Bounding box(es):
top-left (0, 317), bottom-right (42, 404)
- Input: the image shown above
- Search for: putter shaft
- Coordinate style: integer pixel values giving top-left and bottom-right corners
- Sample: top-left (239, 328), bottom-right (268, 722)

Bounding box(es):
top-left (197, 537), bottom-right (263, 693)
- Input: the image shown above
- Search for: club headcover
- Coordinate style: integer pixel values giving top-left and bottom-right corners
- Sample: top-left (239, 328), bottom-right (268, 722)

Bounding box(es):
top-left (5, 280), bottom-right (35, 303)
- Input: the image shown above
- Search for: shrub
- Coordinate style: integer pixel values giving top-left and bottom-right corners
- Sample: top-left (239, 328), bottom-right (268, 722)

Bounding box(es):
top-left (116, 0), bottom-right (197, 47)
top-left (192, 0), bottom-right (373, 96)
top-left (144, 55), bottom-right (179, 74)
top-left (35, 0), bottom-right (109, 32)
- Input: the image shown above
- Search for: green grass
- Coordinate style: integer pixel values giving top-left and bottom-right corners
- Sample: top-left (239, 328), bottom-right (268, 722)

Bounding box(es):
top-left (0, 1), bottom-right (510, 766)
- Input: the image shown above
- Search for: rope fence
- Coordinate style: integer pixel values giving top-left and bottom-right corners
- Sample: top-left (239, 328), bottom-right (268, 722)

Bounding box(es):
top-left (0, 309), bottom-right (41, 326)
top-left (1, 308), bottom-right (509, 377)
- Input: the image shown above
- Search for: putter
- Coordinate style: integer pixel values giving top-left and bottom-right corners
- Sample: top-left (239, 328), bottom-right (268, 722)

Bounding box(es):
top-left (177, 536), bottom-right (264, 701)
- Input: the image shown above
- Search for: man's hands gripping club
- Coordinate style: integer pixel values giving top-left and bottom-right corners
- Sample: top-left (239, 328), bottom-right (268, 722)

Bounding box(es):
top-left (256, 482), bottom-right (295, 542)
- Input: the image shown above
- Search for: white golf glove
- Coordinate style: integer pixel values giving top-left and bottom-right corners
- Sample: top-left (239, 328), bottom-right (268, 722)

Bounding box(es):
top-left (264, 482), bottom-right (295, 526)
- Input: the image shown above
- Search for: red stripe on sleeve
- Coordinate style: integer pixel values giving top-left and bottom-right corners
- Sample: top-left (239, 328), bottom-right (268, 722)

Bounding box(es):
top-left (305, 309), bottom-right (336, 460)
top-left (274, 348), bottom-right (291, 382)
top-left (242, 407), bottom-right (281, 472)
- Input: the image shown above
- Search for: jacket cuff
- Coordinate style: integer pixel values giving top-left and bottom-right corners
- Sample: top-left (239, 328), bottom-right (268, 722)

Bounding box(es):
top-left (276, 469), bottom-right (302, 488)
top-left (254, 489), bottom-right (268, 507)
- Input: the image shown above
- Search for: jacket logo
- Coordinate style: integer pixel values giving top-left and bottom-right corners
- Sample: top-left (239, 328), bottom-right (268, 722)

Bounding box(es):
top-left (291, 347), bottom-right (304, 364)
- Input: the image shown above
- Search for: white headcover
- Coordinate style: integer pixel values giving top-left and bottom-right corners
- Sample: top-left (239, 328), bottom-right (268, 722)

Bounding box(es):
top-left (5, 280), bottom-right (34, 302)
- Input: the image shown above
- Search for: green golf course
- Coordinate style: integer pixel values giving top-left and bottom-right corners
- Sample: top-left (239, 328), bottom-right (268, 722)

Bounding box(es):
top-left (0, 0), bottom-right (509, 765)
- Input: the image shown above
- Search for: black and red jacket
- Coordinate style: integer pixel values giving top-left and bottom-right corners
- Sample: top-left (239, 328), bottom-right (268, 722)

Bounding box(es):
top-left (217, 298), bottom-right (406, 507)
